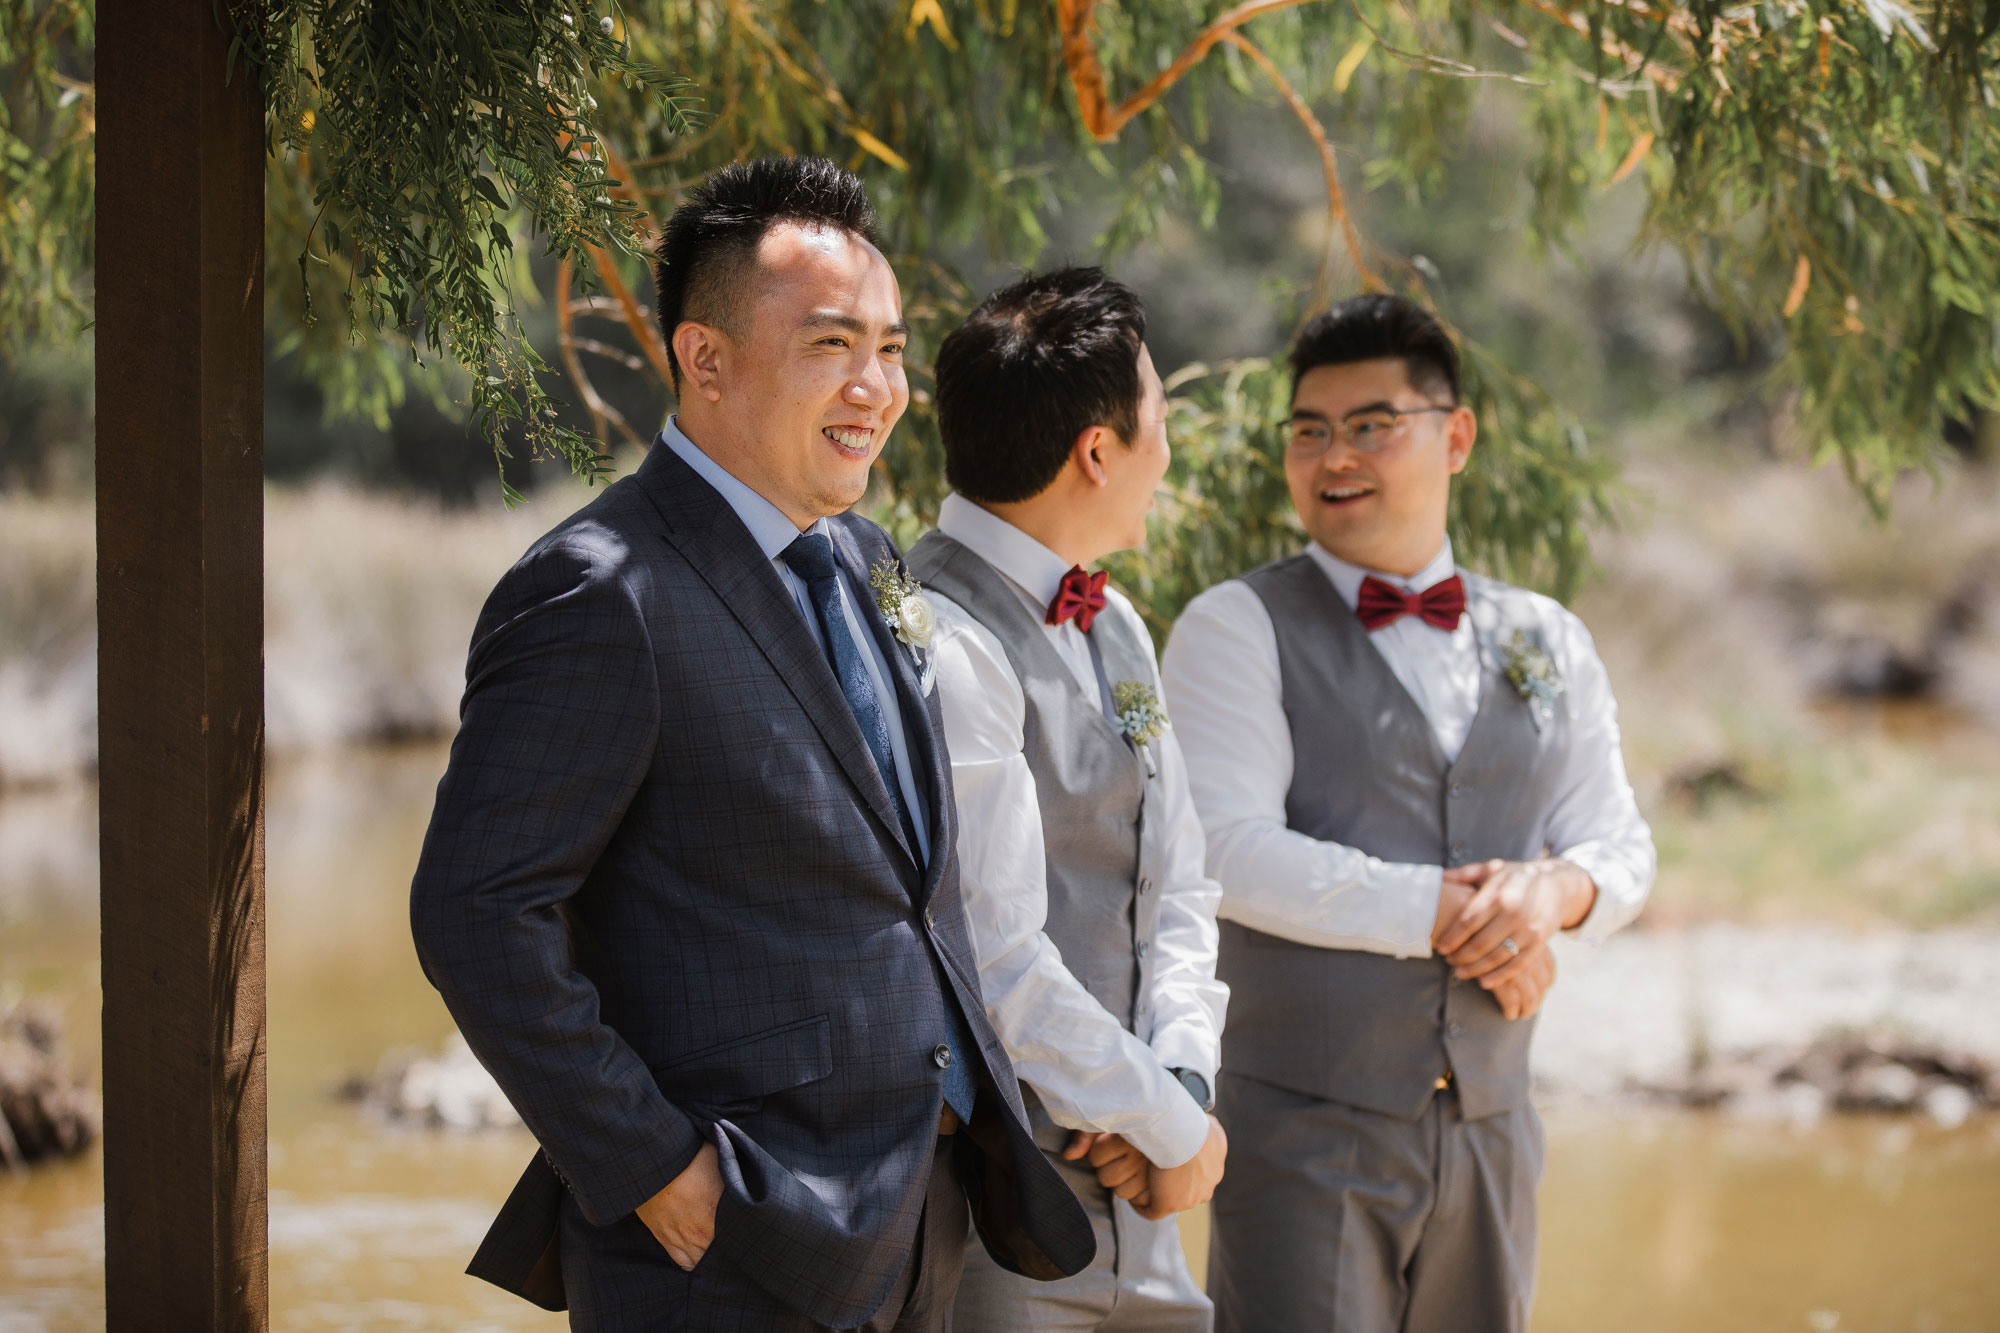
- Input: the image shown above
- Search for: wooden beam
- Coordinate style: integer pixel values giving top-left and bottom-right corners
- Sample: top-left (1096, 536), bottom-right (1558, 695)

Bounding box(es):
top-left (96, 1), bottom-right (268, 1327)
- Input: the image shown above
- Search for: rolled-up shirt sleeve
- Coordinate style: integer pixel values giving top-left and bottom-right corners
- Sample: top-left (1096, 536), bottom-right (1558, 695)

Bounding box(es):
top-left (931, 595), bottom-right (1212, 1169)
top-left (1541, 612), bottom-right (1656, 943)
top-left (1162, 580), bottom-right (1443, 959)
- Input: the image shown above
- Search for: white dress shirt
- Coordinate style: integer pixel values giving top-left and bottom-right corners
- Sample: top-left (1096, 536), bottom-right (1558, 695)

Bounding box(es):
top-left (927, 494), bottom-right (1226, 1168)
top-left (1160, 537), bottom-right (1654, 958)
top-left (661, 418), bottom-right (928, 860)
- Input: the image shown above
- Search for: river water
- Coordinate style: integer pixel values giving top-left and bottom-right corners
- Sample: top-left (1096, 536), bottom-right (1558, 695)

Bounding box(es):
top-left (3, 744), bottom-right (1997, 1331)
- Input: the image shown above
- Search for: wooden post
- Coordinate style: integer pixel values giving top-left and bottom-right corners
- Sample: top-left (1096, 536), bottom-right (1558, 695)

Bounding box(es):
top-left (96, 0), bottom-right (268, 1327)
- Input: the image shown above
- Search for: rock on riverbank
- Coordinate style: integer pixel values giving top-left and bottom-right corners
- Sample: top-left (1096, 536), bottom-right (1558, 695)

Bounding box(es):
top-left (339, 1033), bottom-right (523, 1131)
top-left (1535, 925), bottom-right (2000, 1124)
top-left (0, 1002), bottom-right (99, 1165)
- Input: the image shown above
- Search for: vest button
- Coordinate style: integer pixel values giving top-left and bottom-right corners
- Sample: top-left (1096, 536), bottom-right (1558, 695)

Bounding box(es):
top-left (1139, 877), bottom-right (1152, 894)
top-left (1136, 940), bottom-right (1150, 959)
top-left (933, 1044), bottom-right (953, 1069)
top-left (923, 906), bottom-right (935, 930)
top-left (1449, 782), bottom-right (1464, 796)
top-left (1449, 843), bottom-right (1466, 860)
top-left (1447, 1023), bottom-right (1462, 1037)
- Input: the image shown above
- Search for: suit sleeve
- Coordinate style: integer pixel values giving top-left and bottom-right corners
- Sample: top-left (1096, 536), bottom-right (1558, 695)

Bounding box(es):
top-left (410, 533), bottom-right (705, 1226)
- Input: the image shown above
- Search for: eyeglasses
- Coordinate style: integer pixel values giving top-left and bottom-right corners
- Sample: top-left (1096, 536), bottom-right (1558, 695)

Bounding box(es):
top-left (1280, 405), bottom-right (1456, 458)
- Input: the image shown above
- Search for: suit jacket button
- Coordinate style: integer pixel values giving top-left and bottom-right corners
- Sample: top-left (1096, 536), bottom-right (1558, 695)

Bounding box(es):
top-left (933, 1044), bottom-right (953, 1069)
top-left (924, 906), bottom-right (935, 929)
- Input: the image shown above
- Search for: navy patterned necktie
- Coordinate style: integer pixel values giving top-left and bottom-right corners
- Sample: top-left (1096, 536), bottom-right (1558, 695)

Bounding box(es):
top-left (780, 533), bottom-right (916, 847)
top-left (779, 532), bottom-right (975, 1123)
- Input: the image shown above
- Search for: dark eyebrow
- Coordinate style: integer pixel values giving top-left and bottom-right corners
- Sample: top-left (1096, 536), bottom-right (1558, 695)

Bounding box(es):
top-left (1339, 400), bottom-right (1399, 419)
top-left (801, 311), bottom-right (911, 340)
top-left (1285, 408), bottom-right (1333, 425)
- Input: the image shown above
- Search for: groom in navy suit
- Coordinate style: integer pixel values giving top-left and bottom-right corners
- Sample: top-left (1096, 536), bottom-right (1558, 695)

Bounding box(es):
top-left (410, 156), bottom-right (1093, 1331)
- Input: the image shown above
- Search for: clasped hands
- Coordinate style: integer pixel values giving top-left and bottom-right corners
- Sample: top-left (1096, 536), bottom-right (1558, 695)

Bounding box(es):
top-left (646, 1116), bottom-right (1229, 1268)
top-left (1432, 856), bottom-right (1597, 1020)
top-left (1064, 1113), bottom-right (1227, 1220)
top-left (634, 864), bottom-right (1592, 1266)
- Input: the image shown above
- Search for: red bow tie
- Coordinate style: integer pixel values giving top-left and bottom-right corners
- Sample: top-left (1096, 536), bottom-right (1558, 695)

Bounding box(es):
top-left (1355, 574), bottom-right (1467, 632)
top-left (1047, 565), bottom-right (1110, 632)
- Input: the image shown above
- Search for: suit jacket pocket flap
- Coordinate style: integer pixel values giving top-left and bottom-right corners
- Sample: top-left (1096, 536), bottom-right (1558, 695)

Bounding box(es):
top-left (651, 1014), bottom-right (832, 1110)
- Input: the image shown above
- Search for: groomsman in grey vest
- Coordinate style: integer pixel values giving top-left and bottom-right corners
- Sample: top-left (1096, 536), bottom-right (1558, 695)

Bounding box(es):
top-left (907, 267), bottom-right (1229, 1331)
top-left (1161, 295), bottom-right (1655, 1332)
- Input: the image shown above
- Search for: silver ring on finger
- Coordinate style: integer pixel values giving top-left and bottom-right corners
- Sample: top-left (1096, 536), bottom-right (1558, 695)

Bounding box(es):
top-left (1501, 937), bottom-right (1519, 956)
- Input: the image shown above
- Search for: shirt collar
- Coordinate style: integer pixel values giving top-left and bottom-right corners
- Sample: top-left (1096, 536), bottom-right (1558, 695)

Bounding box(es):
top-left (659, 416), bottom-right (821, 560)
top-left (1306, 536), bottom-right (1457, 612)
top-left (937, 493), bottom-right (1080, 611)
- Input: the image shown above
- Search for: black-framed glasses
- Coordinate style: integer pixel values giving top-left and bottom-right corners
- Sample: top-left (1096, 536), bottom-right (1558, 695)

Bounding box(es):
top-left (1280, 405), bottom-right (1456, 457)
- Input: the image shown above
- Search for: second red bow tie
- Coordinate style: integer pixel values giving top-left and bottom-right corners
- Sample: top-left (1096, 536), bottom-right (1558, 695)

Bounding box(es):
top-left (1047, 565), bottom-right (1110, 632)
top-left (1355, 573), bottom-right (1467, 632)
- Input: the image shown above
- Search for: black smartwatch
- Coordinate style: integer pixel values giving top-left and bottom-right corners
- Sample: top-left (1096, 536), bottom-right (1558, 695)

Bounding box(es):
top-left (1169, 1067), bottom-right (1214, 1113)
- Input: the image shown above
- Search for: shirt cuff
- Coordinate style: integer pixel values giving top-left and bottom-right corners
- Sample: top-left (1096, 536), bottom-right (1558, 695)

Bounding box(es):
top-left (1147, 1021), bottom-right (1218, 1086)
top-left (1382, 862), bottom-right (1446, 958)
top-left (1126, 1082), bottom-right (1213, 1170)
top-left (1556, 846), bottom-right (1635, 946)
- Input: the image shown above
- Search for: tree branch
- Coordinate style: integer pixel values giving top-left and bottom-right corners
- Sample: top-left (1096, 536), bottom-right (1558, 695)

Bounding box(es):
top-left (1058, 0), bottom-right (1327, 141)
top-left (1217, 31), bottom-right (1382, 302)
top-left (555, 257), bottom-right (614, 449)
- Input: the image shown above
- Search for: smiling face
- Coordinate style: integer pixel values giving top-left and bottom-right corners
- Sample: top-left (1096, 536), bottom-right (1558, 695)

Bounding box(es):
top-left (672, 221), bottom-right (910, 527)
top-left (1284, 356), bottom-right (1476, 577)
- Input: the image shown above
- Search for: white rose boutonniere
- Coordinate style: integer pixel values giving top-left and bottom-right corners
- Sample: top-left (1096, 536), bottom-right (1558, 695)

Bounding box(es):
top-left (869, 558), bottom-right (938, 694)
top-left (894, 587), bottom-right (936, 649)
top-left (868, 558), bottom-right (935, 650)
top-left (1501, 628), bottom-right (1565, 732)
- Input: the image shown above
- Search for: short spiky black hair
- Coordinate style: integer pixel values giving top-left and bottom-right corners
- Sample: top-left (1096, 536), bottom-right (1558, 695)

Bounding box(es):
top-left (935, 266), bottom-right (1148, 506)
top-left (652, 156), bottom-right (880, 388)
top-left (1288, 294), bottom-right (1460, 404)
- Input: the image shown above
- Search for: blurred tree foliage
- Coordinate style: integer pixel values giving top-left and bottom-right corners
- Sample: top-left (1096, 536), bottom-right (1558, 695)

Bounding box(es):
top-left (3, 0), bottom-right (1995, 611)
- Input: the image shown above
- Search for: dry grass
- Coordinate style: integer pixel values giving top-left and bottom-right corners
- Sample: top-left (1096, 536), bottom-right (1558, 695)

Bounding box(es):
top-left (0, 482), bottom-right (595, 786)
top-left (262, 483), bottom-right (591, 750)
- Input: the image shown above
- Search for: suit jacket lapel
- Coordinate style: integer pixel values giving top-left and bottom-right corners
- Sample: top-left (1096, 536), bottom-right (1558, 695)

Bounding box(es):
top-left (633, 447), bottom-right (917, 871)
top-left (829, 520), bottom-right (951, 901)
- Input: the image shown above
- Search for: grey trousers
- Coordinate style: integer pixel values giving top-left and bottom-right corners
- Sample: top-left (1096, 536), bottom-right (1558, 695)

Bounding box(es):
top-left (954, 1145), bottom-right (1212, 1332)
top-left (1207, 1072), bottom-right (1543, 1333)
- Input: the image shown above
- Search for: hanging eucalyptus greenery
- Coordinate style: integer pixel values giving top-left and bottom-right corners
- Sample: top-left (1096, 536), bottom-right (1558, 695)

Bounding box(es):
top-left (3, 0), bottom-right (1996, 610)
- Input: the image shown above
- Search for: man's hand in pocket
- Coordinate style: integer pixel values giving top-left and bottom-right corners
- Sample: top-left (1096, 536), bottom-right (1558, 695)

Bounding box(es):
top-left (636, 1142), bottom-right (725, 1271)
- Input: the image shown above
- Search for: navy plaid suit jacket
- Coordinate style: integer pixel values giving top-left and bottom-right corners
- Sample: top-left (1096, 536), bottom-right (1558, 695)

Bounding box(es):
top-left (410, 442), bottom-right (1095, 1325)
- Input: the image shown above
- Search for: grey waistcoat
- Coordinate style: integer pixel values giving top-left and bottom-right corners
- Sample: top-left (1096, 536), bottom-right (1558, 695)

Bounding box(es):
top-left (1224, 553), bottom-right (1571, 1121)
top-left (908, 533), bottom-right (1170, 1144)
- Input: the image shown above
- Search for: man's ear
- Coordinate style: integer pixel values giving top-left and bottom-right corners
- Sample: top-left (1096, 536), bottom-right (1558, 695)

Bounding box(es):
top-left (673, 321), bottom-right (729, 404)
top-left (1444, 405), bottom-right (1478, 476)
top-left (1072, 424), bottom-right (1118, 489)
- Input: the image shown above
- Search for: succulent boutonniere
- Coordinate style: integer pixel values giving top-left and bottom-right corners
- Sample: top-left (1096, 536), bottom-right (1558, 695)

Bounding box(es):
top-left (1112, 680), bottom-right (1169, 776)
top-left (869, 558), bottom-right (937, 651)
top-left (1501, 629), bottom-right (1565, 732)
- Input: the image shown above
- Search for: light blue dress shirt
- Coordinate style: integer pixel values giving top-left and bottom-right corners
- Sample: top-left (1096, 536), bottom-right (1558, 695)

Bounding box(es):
top-left (659, 419), bottom-right (930, 863)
